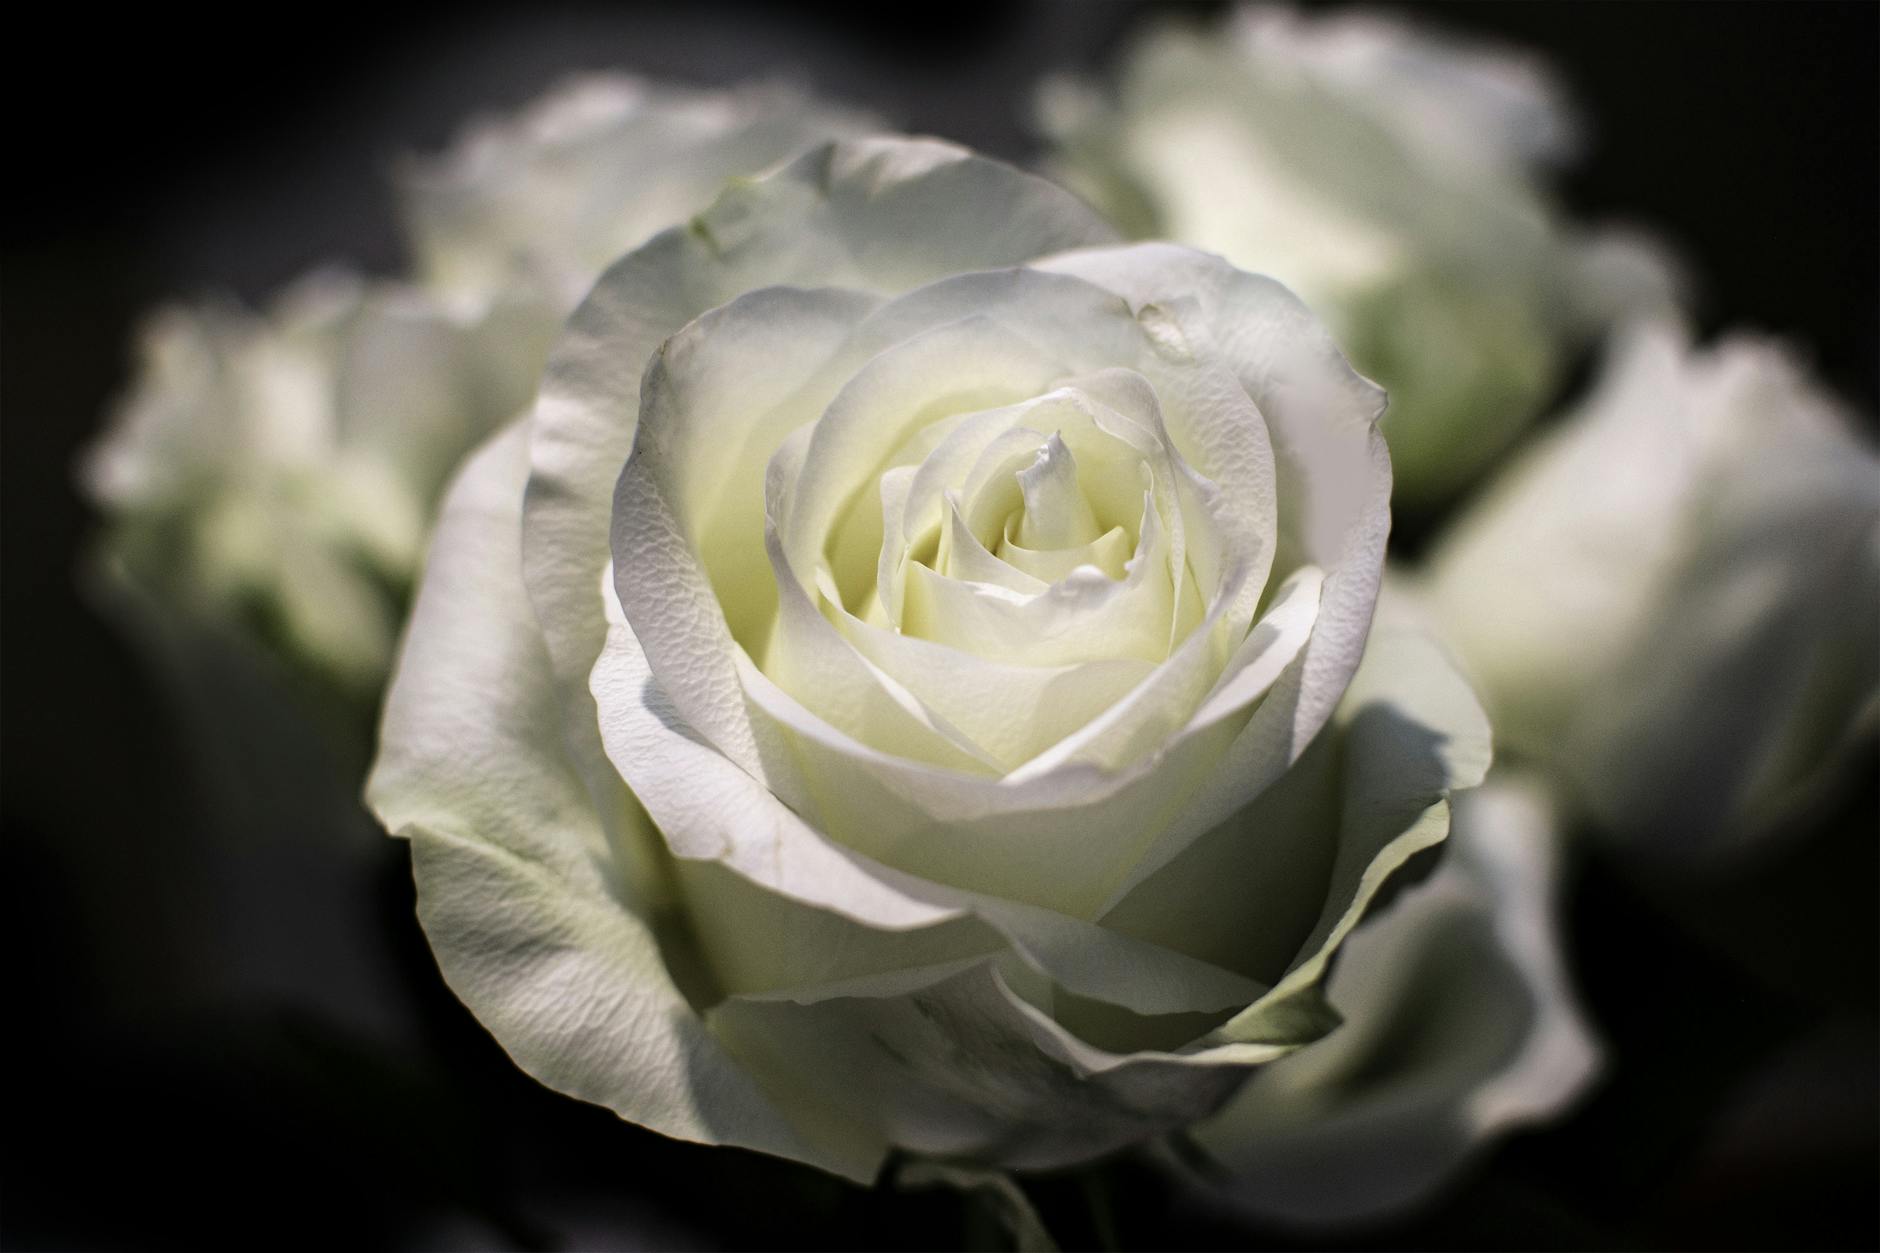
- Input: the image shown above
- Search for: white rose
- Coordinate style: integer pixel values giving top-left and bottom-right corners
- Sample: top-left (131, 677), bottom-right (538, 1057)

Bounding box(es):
top-left (368, 136), bottom-right (1495, 1182)
top-left (1426, 317), bottom-right (1880, 859)
top-left (399, 74), bottom-right (873, 327)
top-left (81, 270), bottom-right (524, 692)
top-left (1035, 3), bottom-right (1677, 506)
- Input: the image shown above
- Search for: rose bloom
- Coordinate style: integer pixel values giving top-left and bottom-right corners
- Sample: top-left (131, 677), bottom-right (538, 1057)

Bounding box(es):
top-left (81, 271), bottom-right (524, 693)
top-left (1035, 3), bottom-right (1676, 507)
top-left (1426, 318), bottom-right (1880, 861)
top-left (370, 136), bottom-right (1590, 1194)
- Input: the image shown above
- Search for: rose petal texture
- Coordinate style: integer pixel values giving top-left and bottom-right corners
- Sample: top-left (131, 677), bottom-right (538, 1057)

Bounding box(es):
top-left (371, 137), bottom-right (1491, 1182)
top-left (1426, 317), bottom-right (1880, 861)
top-left (1034, 2), bottom-right (1683, 506)
top-left (81, 269), bottom-right (528, 693)
top-left (1180, 770), bottom-right (1598, 1227)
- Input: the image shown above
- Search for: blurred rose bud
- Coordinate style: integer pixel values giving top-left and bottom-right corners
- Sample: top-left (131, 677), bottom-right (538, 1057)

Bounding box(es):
top-left (398, 74), bottom-right (875, 350)
top-left (1035, 3), bottom-right (1680, 507)
top-left (81, 271), bottom-right (524, 695)
top-left (1425, 317), bottom-right (1880, 860)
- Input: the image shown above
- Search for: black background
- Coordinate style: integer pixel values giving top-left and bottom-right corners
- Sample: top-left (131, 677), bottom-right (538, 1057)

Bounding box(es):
top-left (4, 3), bottom-right (1876, 1249)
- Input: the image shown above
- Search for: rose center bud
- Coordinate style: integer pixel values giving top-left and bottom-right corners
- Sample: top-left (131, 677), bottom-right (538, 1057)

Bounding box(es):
top-left (856, 385), bottom-right (1180, 681)
top-left (1012, 433), bottom-right (1101, 549)
top-left (995, 433), bottom-right (1133, 583)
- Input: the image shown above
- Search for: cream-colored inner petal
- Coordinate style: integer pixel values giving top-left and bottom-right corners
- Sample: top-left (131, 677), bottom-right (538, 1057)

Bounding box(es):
top-left (1012, 432), bottom-right (1102, 550)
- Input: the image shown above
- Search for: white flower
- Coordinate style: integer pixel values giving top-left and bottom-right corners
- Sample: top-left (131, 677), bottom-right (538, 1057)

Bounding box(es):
top-left (81, 271), bottom-right (524, 691)
top-left (368, 137), bottom-right (1494, 1182)
top-left (1426, 318), bottom-right (1880, 859)
top-left (1035, 3), bottom-right (1678, 505)
top-left (399, 74), bottom-right (874, 317)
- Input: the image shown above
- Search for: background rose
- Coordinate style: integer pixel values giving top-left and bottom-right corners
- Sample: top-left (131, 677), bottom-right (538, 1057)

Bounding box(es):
top-left (1034, 3), bottom-right (1680, 508)
top-left (399, 74), bottom-right (874, 379)
top-left (80, 270), bottom-right (524, 695)
top-left (1425, 318), bottom-right (1880, 861)
top-left (369, 136), bottom-right (1494, 1180)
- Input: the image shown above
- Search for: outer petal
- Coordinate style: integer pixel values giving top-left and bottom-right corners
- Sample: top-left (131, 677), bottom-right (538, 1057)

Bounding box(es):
top-left (366, 421), bottom-right (881, 1182)
top-left (1181, 773), bottom-right (1599, 1227)
top-left (1109, 587), bottom-right (1492, 1039)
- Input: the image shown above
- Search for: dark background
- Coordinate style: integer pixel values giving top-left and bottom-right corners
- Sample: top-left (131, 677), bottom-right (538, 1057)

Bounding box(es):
top-left (4, 2), bottom-right (1876, 1249)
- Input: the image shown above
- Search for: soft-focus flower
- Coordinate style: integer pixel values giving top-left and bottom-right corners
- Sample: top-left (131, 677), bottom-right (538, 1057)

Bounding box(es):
top-left (1181, 767), bottom-right (1598, 1225)
top-left (368, 137), bottom-right (1493, 1181)
top-left (399, 75), bottom-right (874, 352)
top-left (1426, 317), bottom-right (1880, 860)
top-left (1035, 3), bottom-right (1675, 506)
top-left (81, 271), bottom-right (525, 694)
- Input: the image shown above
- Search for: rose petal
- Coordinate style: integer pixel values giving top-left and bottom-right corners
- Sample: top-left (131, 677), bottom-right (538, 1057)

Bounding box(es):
top-left (1183, 774), bottom-right (1599, 1226)
top-left (367, 421), bottom-right (880, 1181)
